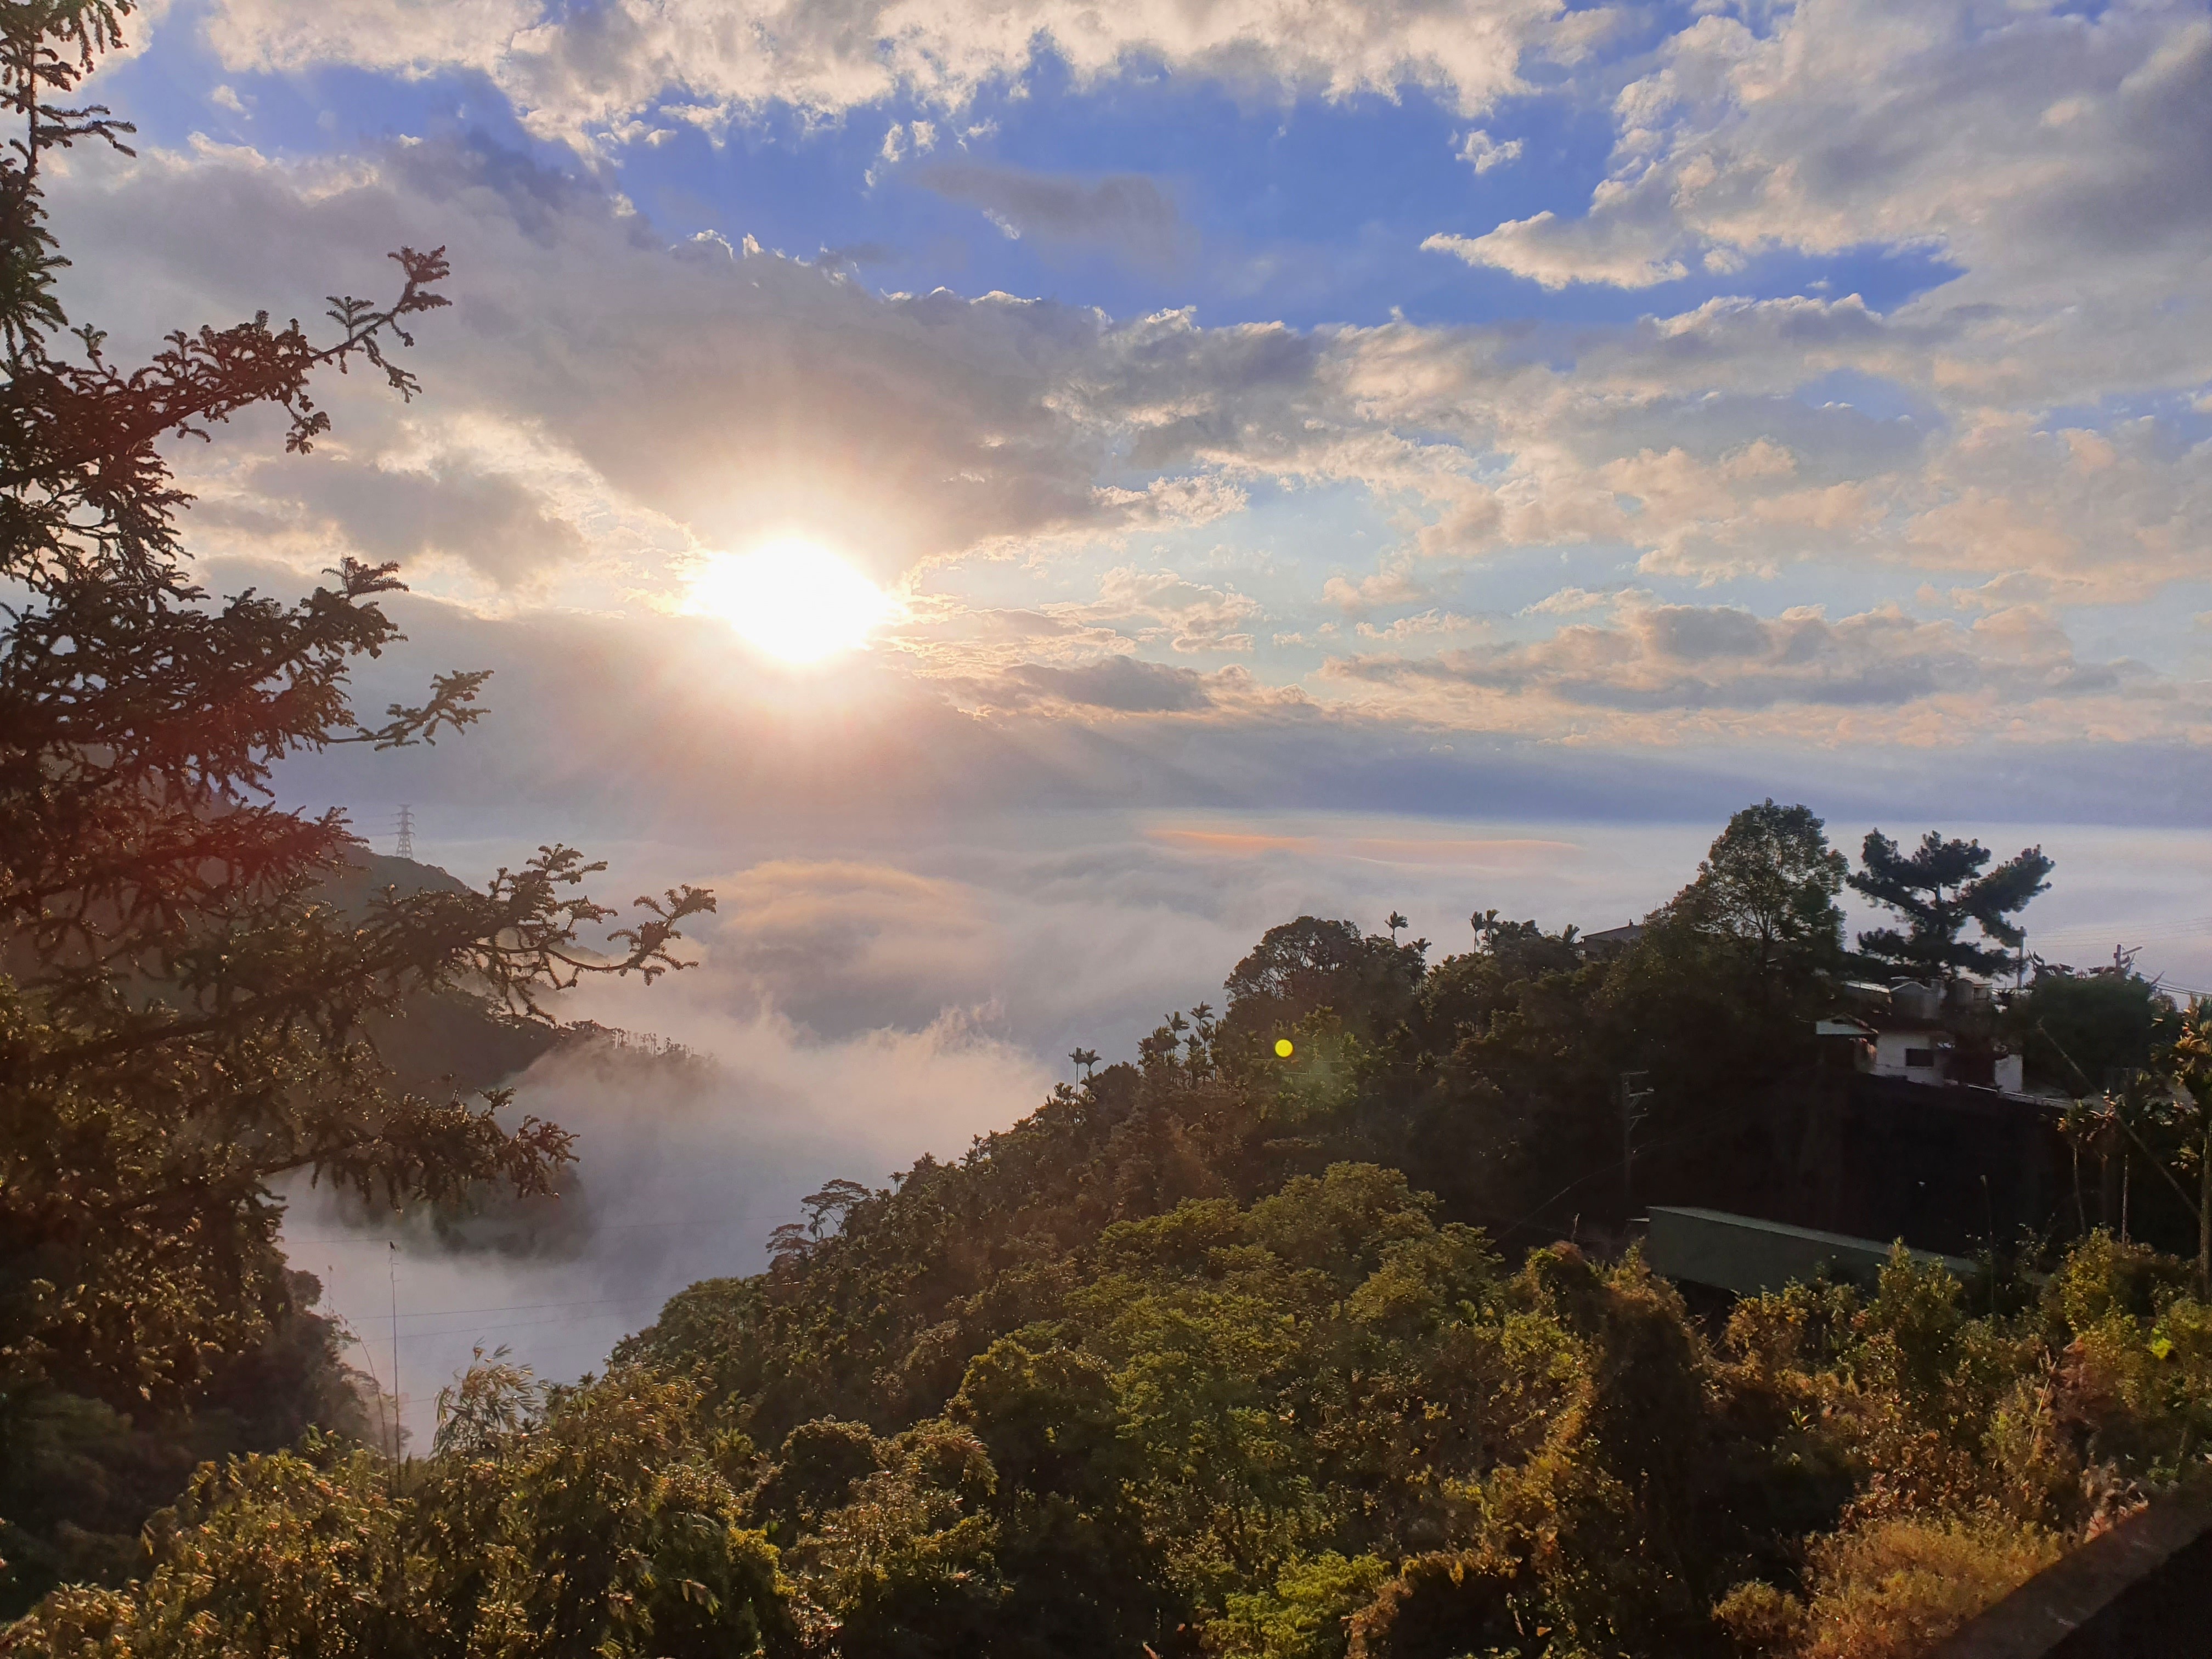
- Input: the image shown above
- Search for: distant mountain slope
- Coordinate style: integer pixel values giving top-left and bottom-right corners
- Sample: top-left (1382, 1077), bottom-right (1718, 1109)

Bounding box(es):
top-left (325, 849), bottom-right (565, 1095)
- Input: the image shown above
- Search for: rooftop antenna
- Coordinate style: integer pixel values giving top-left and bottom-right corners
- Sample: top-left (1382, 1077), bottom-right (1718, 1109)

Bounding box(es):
top-left (394, 805), bottom-right (415, 861)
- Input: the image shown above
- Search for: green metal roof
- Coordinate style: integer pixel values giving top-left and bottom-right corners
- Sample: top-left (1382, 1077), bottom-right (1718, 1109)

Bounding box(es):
top-left (1645, 1206), bottom-right (1977, 1297)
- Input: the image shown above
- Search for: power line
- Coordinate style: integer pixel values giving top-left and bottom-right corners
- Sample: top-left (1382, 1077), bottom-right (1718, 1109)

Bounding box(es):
top-left (2032, 916), bottom-right (2212, 946)
top-left (377, 1312), bottom-right (641, 1347)
top-left (386, 1293), bottom-right (664, 1323)
top-left (285, 1215), bottom-right (765, 1248)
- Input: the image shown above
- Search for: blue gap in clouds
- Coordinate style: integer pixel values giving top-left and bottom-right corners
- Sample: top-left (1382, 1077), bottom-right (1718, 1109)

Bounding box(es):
top-left (1794, 368), bottom-right (1947, 430)
top-left (101, 1), bottom-right (1967, 336)
top-left (606, 64), bottom-right (1627, 332)
top-left (611, 68), bottom-right (1962, 332)
top-left (90, 1), bottom-right (549, 170)
top-left (2037, 391), bottom-right (2212, 458)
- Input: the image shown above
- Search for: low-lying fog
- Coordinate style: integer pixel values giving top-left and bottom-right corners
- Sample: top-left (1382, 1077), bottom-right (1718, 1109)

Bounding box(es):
top-left (280, 812), bottom-right (2212, 1440)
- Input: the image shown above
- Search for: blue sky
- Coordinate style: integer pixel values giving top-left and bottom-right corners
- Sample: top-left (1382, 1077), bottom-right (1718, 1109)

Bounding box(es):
top-left (53, 0), bottom-right (2212, 1406)
top-left (53, 0), bottom-right (2212, 1031)
top-left (54, 0), bottom-right (2212, 929)
top-left (102, 3), bottom-right (1969, 333)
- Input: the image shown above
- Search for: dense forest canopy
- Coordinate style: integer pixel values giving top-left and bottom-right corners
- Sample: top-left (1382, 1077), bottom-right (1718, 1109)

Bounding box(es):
top-left (1, 7), bottom-right (2208, 1659)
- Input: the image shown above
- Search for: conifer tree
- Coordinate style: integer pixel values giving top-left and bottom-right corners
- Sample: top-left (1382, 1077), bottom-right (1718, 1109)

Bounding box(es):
top-left (1848, 830), bottom-right (2050, 983)
top-left (0, 0), bottom-right (709, 1420)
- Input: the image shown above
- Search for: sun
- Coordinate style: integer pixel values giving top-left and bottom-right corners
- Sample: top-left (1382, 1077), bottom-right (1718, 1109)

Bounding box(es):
top-left (685, 538), bottom-right (897, 664)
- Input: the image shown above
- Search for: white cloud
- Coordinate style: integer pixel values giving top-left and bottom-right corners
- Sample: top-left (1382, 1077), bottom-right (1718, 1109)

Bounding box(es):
top-left (1048, 565), bottom-right (1263, 652)
top-left (1425, 1), bottom-right (2212, 403)
top-left (49, 137), bottom-right (1269, 595)
top-left (865, 117), bottom-right (938, 185)
top-left (202, 0), bottom-right (1584, 149)
top-left (1425, 208), bottom-right (1688, 290)
top-left (1323, 565), bottom-right (1429, 615)
top-left (1323, 596), bottom-right (2204, 747)
top-left (45, 114), bottom-right (2212, 750)
top-left (1355, 608), bottom-right (1485, 643)
top-left (1520, 585), bottom-right (1630, 617)
top-left (1453, 128), bottom-right (1523, 174)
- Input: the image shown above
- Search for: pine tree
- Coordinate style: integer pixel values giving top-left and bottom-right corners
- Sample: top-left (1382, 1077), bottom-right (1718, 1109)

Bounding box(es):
top-left (1848, 830), bottom-right (2050, 983)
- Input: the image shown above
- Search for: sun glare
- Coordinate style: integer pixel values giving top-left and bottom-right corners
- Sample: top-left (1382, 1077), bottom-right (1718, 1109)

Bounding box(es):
top-left (685, 538), bottom-right (896, 664)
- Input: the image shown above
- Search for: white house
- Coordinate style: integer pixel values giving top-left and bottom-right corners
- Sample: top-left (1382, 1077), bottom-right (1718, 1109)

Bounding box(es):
top-left (1818, 985), bottom-right (2027, 1094)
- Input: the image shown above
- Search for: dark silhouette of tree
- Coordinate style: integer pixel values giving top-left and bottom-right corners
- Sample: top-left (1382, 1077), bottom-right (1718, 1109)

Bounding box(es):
top-left (1068, 1047), bottom-right (1100, 1079)
top-left (766, 1222), bottom-right (816, 1266)
top-left (1849, 830), bottom-right (2051, 981)
top-left (1220, 915), bottom-right (1426, 1051)
top-left (0, 0), bottom-right (709, 1436)
top-left (1386, 911), bottom-right (1408, 943)
top-left (2005, 966), bottom-right (2162, 1095)
top-left (802, 1179), bottom-right (876, 1239)
top-left (1673, 799), bottom-right (1846, 973)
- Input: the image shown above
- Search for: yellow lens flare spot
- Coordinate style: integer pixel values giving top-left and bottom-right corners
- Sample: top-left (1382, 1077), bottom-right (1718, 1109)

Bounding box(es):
top-left (684, 537), bottom-right (897, 664)
top-left (1274, 1038), bottom-right (1295, 1058)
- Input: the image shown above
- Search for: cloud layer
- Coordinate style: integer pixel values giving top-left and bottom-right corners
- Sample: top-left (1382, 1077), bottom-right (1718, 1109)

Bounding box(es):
top-left (201, 0), bottom-right (1587, 144)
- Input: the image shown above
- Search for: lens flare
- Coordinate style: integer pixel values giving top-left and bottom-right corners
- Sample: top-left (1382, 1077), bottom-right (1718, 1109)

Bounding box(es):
top-left (1274, 1039), bottom-right (1295, 1058)
top-left (685, 538), bottom-right (896, 663)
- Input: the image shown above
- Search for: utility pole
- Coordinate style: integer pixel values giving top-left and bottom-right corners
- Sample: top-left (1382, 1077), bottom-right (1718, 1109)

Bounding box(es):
top-left (388, 1242), bottom-right (402, 1480)
top-left (394, 804), bottom-right (415, 861)
top-left (1621, 1070), bottom-right (1654, 1212)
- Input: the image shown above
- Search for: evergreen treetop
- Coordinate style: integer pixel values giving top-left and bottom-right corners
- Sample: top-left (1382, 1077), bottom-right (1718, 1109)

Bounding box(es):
top-left (1848, 830), bottom-right (2051, 983)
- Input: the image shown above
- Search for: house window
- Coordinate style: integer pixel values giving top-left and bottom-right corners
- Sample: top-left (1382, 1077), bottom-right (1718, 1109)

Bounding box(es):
top-left (1904, 1047), bottom-right (1936, 1069)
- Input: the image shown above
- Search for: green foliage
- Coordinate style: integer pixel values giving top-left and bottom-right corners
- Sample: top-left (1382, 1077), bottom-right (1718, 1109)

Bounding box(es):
top-left (1717, 1514), bottom-right (2066, 1659)
top-left (2004, 966), bottom-right (2163, 1097)
top-left (0, 1269), bottom-right (378, 1613)
top-left (567, 807), bottom-right (2212, 1657)
top-left (2, 1370), bottom-right (786, 1659)
top-left (1849, 831), bottom-right (2052, 981)
top-left (28, 792), bottom-right (2185, 1656)
top-left (441, 1371), bottom-right (783, 1659)
top-left (0, 0), bottom-right (709, 1603)
top-left (22, 1175), bottom-right (2212, 1657)
top-left (1215, 1552), bottom-right (1391, 1659)
top-left (1222, 918), bottom-right (1429, 1057)
top-left (1678, 800), bottom-right (1848, 975)
top-left (0, 1438), bottom-right (423, 1658)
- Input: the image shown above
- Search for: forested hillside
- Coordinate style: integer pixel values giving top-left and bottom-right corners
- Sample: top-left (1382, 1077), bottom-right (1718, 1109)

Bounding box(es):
top-left (0, 839), bottom-right (591, 1608)
top-left (11, 802), bottom-right (2211, 1659)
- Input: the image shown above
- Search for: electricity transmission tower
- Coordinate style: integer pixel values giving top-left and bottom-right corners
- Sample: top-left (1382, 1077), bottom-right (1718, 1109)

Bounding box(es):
top-left (394, 804), bottom-right (415, 860)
